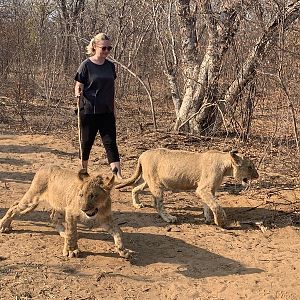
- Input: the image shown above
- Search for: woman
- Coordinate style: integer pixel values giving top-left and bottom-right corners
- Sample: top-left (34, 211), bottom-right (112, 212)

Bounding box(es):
top-left (74, 33), bottom-right (122, 178)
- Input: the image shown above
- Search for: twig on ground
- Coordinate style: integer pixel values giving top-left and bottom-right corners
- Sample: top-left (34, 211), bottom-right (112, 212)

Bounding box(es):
top-left (238, 220), bottom-right (268, 233)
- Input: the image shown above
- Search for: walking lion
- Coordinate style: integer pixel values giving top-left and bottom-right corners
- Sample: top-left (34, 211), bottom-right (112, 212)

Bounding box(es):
top-left (0, 165), bottom-right (132, 258)
top-left (116, 148), bottom-right (259, 227)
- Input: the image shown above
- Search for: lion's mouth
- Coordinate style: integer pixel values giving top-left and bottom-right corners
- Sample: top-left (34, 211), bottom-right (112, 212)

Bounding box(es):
top-left (82, 208), bottom-right (99, 217)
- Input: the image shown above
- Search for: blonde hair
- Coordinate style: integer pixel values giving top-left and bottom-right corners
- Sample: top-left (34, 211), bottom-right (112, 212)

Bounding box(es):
top-left (86, 33), bottom-right (110, 56)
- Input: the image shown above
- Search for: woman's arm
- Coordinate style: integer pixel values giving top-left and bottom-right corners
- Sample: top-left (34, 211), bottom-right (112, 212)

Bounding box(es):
top-left (74, 81), bottom-right (84, 98)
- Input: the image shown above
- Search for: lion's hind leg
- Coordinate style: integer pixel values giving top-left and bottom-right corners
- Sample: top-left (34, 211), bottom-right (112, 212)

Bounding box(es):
top-left (0, 189), bottom-right (41, 233)
top-left (151, 187), bottom-right (177, 223)
top-left (132, 181), bottom-right (148, 209)
top-left (50, 210), bottom-right (65, 237)
top-left (202, 203), bottom-right (214, 224)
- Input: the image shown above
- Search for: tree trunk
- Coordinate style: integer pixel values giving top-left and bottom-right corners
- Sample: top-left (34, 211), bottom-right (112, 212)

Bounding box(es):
top-left (58, 0), bottom-right (85, 70)
top-left (174, 0), bottom-right (201, 131)
top-left (175, 0), bottom-right (240, 134)
top-left (175, 1), bottom-right (300, 135)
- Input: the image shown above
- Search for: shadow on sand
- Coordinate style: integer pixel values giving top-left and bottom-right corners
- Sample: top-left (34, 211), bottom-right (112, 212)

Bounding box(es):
top-left (0, 207), bottom-right (263, 279)
top-left (0, 144), bottom-right (77, 157)
top-left (82, 231), bottom-right (263, 279)
top-left (0, 171), bottom-right (35, 183)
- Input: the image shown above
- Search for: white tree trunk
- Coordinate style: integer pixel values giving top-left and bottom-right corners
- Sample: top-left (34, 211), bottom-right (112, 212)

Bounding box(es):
top-left (175, 0), bottom-right (300, 135)
top-left (175, 0), bottom-right (240, 133)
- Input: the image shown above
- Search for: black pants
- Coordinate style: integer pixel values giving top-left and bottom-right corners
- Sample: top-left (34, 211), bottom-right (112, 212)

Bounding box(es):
top-left (79, 112), bottom-right (120, 164)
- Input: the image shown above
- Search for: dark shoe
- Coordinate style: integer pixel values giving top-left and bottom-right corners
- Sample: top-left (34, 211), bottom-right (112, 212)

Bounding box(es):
top-left (112, 167), bottom-right (123, 180)
top-left (112, 167), bottom-right (118, 176)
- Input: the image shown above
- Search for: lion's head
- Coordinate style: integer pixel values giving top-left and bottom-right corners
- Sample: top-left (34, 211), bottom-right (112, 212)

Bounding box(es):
top-left (230, 151), bottom-right (259, 186)
top-left (76, 170), bottom-right (115, 218)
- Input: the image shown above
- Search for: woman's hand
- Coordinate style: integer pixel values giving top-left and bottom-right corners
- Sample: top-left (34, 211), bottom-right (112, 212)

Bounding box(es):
top-left (74, 81), bottom-right (84, 98)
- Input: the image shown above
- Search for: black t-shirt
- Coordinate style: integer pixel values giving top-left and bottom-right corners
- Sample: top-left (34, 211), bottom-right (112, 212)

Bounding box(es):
top-left (75, 58), bottom-right (116, 114)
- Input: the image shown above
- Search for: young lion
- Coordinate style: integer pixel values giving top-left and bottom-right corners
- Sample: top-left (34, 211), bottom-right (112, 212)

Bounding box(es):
top-left (116, 149), bottom-right (259, 227)
top-left (0, 165), bottom-right (132, 258)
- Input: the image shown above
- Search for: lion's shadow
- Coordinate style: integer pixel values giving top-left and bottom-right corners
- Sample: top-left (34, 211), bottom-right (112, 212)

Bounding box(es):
top-left (0, 206), bottom-right (263, 279)
top-left (0, 204), bottom-right (296, 279)
top-left (82, 231), bottom-right (263, 279)
top-left (112, 206), bottom-right (299, 229)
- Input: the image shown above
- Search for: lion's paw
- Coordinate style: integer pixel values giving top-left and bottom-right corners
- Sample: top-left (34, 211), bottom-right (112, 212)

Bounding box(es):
top-left (0, 223), bottom-right (12, 233)
top-left (117, 248), bottom-right (134, 259)
top-left (63, 248), bottom-right (80, 258)
top-left (214, 207), bottom-right (227, 227)
top-left (133, 202), bottom-right (145, 209)
top-left (203, 206), bottom-right (214, 224)
top-left (59, 231), bottom-right (66, 238)
top-left (162, 214), bottom-right (177, 223)
top-left (204, 213), bottom-right (214, 224)
top-left (204, 217), bottom-right (214, 224)
top-left (55, 225), bottom-right (66, 237)
top-left (169, 215), bottom-right (178, 223)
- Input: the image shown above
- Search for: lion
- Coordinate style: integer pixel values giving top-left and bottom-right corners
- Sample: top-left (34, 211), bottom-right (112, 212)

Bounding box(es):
top-left (0, 165), bottom-right (132, 259)
top-left (115, 148), bottom-right (259, 227)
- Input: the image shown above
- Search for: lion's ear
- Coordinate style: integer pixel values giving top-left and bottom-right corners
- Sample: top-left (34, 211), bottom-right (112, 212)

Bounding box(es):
top-left (230, 150), bottom-right (243, 166)
top-left (78, 169), bottom-right (89, 181)
top-left (102, 175), bottom-right (115, 192)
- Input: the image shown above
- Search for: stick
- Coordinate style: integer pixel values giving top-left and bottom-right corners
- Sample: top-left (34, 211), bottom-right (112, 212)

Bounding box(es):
top-left (77, 95), bottom-right (82, 160)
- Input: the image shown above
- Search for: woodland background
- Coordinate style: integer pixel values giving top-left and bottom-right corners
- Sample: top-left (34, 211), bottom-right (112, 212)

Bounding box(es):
top-left (0, 0), bottom-right (299, 141)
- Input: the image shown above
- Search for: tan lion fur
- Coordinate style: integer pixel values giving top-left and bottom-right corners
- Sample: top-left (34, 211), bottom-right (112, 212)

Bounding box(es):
top-left (116, 148), bottom-right (259, 226)
top-left (0, 165), bottom-right (132, 258)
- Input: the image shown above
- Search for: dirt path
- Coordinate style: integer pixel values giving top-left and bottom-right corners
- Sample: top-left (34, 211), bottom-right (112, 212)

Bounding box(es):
top-left (0, 134), bottom-right (299, 300)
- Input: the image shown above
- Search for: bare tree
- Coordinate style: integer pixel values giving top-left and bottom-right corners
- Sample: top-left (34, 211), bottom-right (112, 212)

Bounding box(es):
top-left (170, 0), bottom-right (300, 135)
top-left (56, 0), bottom-right (85, 69)
top-left (1, 0), bottom-right (299, 142)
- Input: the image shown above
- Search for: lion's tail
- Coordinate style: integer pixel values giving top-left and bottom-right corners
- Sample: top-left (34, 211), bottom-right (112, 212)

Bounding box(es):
top-left (115, 158), bottom-right (142, 189)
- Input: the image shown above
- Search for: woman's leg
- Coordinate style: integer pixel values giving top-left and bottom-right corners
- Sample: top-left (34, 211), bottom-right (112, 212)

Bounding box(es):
top-left (79, 114), bottom-right (98, 173)
top-left (98, 113), bottom-right (122, 178)
top-left (81, 160), bottom-right (89, 172)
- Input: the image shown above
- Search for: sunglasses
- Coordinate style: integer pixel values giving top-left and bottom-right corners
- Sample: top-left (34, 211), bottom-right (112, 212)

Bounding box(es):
top-left (99, 46), bottom-right (112, 51)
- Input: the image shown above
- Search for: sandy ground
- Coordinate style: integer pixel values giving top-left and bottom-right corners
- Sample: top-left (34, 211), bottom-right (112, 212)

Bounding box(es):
top-left (0, 133), bottom-right (300, 300)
